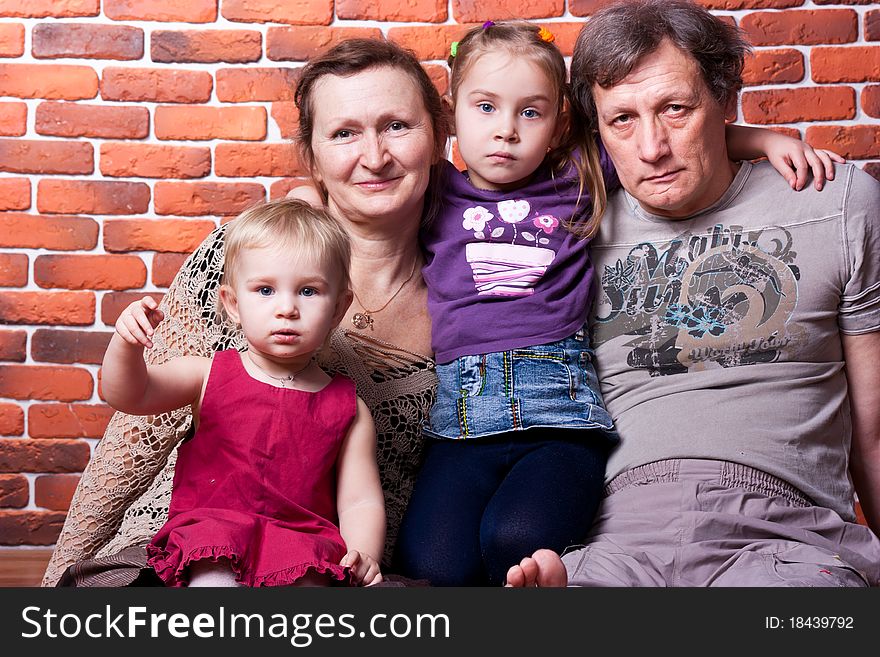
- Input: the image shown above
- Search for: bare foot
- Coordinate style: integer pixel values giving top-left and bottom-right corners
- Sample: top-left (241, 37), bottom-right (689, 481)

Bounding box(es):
top-left (504, 549), bottom-right (567, 587)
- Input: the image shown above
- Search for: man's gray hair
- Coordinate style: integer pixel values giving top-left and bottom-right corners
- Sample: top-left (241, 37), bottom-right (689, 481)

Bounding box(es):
top-left (570, 0), bottom-right (751, 130)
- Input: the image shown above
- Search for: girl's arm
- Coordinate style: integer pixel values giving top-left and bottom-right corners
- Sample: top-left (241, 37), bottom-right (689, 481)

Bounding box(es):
top-left (726, 124), bottom-right (844, 191)
top-left (103, 296), bottom-right (208, 416)
top-left (336, 397), bottom-right (386, 586)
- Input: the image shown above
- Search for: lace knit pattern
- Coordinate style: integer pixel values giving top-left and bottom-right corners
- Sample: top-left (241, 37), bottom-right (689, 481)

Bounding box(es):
top-left (42, 225), bottom-right (436, 586)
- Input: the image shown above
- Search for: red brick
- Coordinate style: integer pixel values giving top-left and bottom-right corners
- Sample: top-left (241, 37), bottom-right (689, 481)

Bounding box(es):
top-left (34, 254), bottom-right (146, 291)
top-left (742, 49), bottom-right (804, 86)
top-left (31, 329), bottom-right (111, 365)
top-left (0, 253), bottom-right (27, 287)
top-left (452, 0), bottom-right (563, 22)
top-left (0, 101), bottom-right (26, 135)
top-left (215, 143), bottom-right (304, 177)
top-left (0, 214), bottom-right (98, 251)
top-left (0, 365), bottom-right (93, 401)
top-left (806, 125), bottom-right (880, 160)
top-left (101, 67), bottom-right (213, 103)
top-left (811, 46), bottom-right (880, 82)
top-left (813, 0), bottom-right (874, 4)
top-left (34, 474), bottom-right (80, 511)
top-left (0, 291), bottom-right (95, 326)
top-left (35, 102), bottom-right (148, 139)
top-left (101, 291), bottom-right (164, 326)
top-left (216, 67), bottom-right (299, 102)
top-left (868, 10), bottom-right (880, 42)
top-left (270, 178), bottom-right (312, 200)
top-left (337, 0), bottom-right (445, 22)
top-left (100, 143), bottom-right (211, 179)
top-left (0, 138), bottom-right (93, 174)
top-left (0, 474), bottom-right (27, 507)
top-left (155, 105), bottom-right (266, 141)
top-left (0, 510), bottom-right (68, 545)
top-left (33, 23), bottom-right (143, 60)
top-left (0, 63), bottom-right (98, 100)
top-left (388, 25), bottom-right (477, 61)
top-left (864, 162), bottom-right (880, 183)
top-left (28, 403), bottom-right (113, 439)
top-left (0, 329), bottom-right (26, 361)
top-left (151, 29), bottom-right (261, 64)
top-left (695, 1), bottom-right (804, 8)
top-left (0, 1), bottom-right (99, 18)
top-left (270, 101), bottom-right (298, 139)
top-left (105, 0), bottom-right (217, 22)
top-left (37, 180), bottom-right (149, 215)
top-left (154, 182), bottom-right (265, 216)
top-left (222, 0), bottom-right (332, 25)
top-left (0, 23), bottom-right (24, 57)
top-left (424, 64), bottom-right (449, 96)
top-left (570, 0), bottom-right (621, 15)
top-left (742, 86), bottom-right (854, 124)
top-left (152, 253), bottom-right (189, 287)
top-left (0, 439), bottom-right (90, 471)
top-left (0, 177), bottom-right (30, 210)
top-left (861, 85), bottom-right (880, 118)
top-left (103, 219), bottom-right (216, 252)
top-left (266, 26), bottom-right (383, 61)
top-left (741, 10), bottom-right (857, 46)
top-left (0, 403), bottom-right (24, 435)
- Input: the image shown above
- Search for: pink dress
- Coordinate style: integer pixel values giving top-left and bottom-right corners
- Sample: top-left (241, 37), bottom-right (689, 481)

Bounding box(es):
top-left (146, 349), bottom-right (356, 587)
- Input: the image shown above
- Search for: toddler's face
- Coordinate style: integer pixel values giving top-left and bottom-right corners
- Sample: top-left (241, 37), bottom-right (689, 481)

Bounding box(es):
top-left (453, 51), bottom-right (563, 192)
top-left (221, 246), bottom-right (351, 364)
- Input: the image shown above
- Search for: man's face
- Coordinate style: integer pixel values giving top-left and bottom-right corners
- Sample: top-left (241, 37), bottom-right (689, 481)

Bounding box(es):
top-left (593, 39), bottom-right (738, 219)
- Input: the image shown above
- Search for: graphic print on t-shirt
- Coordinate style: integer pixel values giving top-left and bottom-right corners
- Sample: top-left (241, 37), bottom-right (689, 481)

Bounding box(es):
top-left (592, 223), bottom-right (807, 376)
top-left (461, 199), bottom-right (560, 297)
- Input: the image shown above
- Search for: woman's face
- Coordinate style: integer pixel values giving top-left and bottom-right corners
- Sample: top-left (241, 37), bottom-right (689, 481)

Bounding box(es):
top-left (308, 66), bottom-right (438, 227)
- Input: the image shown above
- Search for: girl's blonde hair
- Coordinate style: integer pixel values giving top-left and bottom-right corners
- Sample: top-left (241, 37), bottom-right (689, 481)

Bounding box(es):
top-left (448, 20), bottom-right (607, 239)
top-left (222, 198), bottom-right (352, 293)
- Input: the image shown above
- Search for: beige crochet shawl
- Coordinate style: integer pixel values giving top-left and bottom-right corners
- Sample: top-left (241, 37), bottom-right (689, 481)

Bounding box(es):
top-left (42, 225), bottom-right (436, 586)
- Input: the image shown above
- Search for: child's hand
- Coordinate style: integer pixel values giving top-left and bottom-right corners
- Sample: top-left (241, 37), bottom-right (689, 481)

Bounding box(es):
top-left (340, 550), bottom-right (383, 587)
top-left (115, 296), bottom-right (165, 349)
top-left (764, 138), bottom-right (844, 192)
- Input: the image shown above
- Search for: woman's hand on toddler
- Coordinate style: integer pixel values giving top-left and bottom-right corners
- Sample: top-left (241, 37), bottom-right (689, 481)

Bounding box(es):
top-left (340, 550), bottom-right (383, 586)
top-left (115, 296), bottom-right (165, 350)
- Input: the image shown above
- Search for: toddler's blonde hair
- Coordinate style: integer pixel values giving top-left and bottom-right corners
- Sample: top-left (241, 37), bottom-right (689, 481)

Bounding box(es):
top-left (223, 198), bottom-right (352, 294)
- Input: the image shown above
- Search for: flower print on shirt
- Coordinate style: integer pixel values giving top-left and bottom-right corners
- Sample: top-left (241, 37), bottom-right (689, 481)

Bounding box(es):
top-left (461, 199), bottom-right (561, 297)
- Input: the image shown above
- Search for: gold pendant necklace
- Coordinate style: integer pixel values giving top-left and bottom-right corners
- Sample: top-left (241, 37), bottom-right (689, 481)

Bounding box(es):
top-left (351, 258), bottom-right (417, 331)
top-left (246, 352), bottom-right (311, 388)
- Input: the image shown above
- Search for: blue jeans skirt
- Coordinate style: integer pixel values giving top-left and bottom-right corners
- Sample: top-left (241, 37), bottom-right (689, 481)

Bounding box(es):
top-left (426, 331), bottom-right (616, 440)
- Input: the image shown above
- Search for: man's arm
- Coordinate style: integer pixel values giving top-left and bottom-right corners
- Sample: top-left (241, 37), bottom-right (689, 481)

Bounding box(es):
top-left (842, 331), bottom-right (880, 534)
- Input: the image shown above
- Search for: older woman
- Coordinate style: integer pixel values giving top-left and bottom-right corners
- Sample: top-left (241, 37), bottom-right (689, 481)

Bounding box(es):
top-left (42, 38), bottom-right (446, 586)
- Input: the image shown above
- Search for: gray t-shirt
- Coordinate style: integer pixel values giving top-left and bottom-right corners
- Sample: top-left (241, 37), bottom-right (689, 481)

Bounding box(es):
top-left (589, 161), bottom-right (880, 520)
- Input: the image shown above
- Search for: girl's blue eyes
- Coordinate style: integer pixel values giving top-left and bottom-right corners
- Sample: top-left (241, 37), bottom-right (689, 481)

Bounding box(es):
top-left (476, 105), bottom-right (540, 118)
top-left (256, 287), bottom-right (318, 297)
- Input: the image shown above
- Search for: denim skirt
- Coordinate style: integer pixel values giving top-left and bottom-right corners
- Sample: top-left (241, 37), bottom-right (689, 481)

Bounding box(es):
top-left (425, 330), bottom-right (616, 440)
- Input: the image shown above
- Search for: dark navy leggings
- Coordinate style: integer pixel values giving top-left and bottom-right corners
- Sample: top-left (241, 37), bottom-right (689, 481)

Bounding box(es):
top-left (393, 429), bottom-right (610, 586)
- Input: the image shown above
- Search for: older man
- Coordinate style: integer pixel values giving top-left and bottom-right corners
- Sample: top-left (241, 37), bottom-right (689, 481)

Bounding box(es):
top-left (508, 0), bottom-right (880, 587)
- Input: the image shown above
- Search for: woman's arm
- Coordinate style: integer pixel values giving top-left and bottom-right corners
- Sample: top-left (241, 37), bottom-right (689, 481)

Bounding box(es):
top-left (726, 123), bottom-right (844, 191)
top-left (336, 397), bottom-right (386, 586)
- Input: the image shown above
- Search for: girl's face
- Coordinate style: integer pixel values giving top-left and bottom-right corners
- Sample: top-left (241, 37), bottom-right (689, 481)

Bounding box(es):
top-left (453, 51), bottom-right (565, 192)
top-left (220, 246), bottom-right (352, 370)
top-left (308, 66), bottom-right (438, 228)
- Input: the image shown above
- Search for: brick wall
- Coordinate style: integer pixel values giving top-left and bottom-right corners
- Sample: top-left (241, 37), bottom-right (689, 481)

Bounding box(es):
top-left (0, 1), bottom-right (878, 549)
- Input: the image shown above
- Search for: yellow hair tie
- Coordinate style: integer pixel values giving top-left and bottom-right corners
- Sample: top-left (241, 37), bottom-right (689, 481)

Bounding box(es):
top-left (538, 27), bottom-right (555, 43)
top-left (450, 41), bottom-right (459, 58)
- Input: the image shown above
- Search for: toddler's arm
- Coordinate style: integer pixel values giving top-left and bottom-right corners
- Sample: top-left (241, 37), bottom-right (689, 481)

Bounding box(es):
top-left (336, 397), bottom-right (386, 586)
top-left (726, 124), bottom-right (844, 191)
top-left (102, 296), bottom-right (208, 416)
